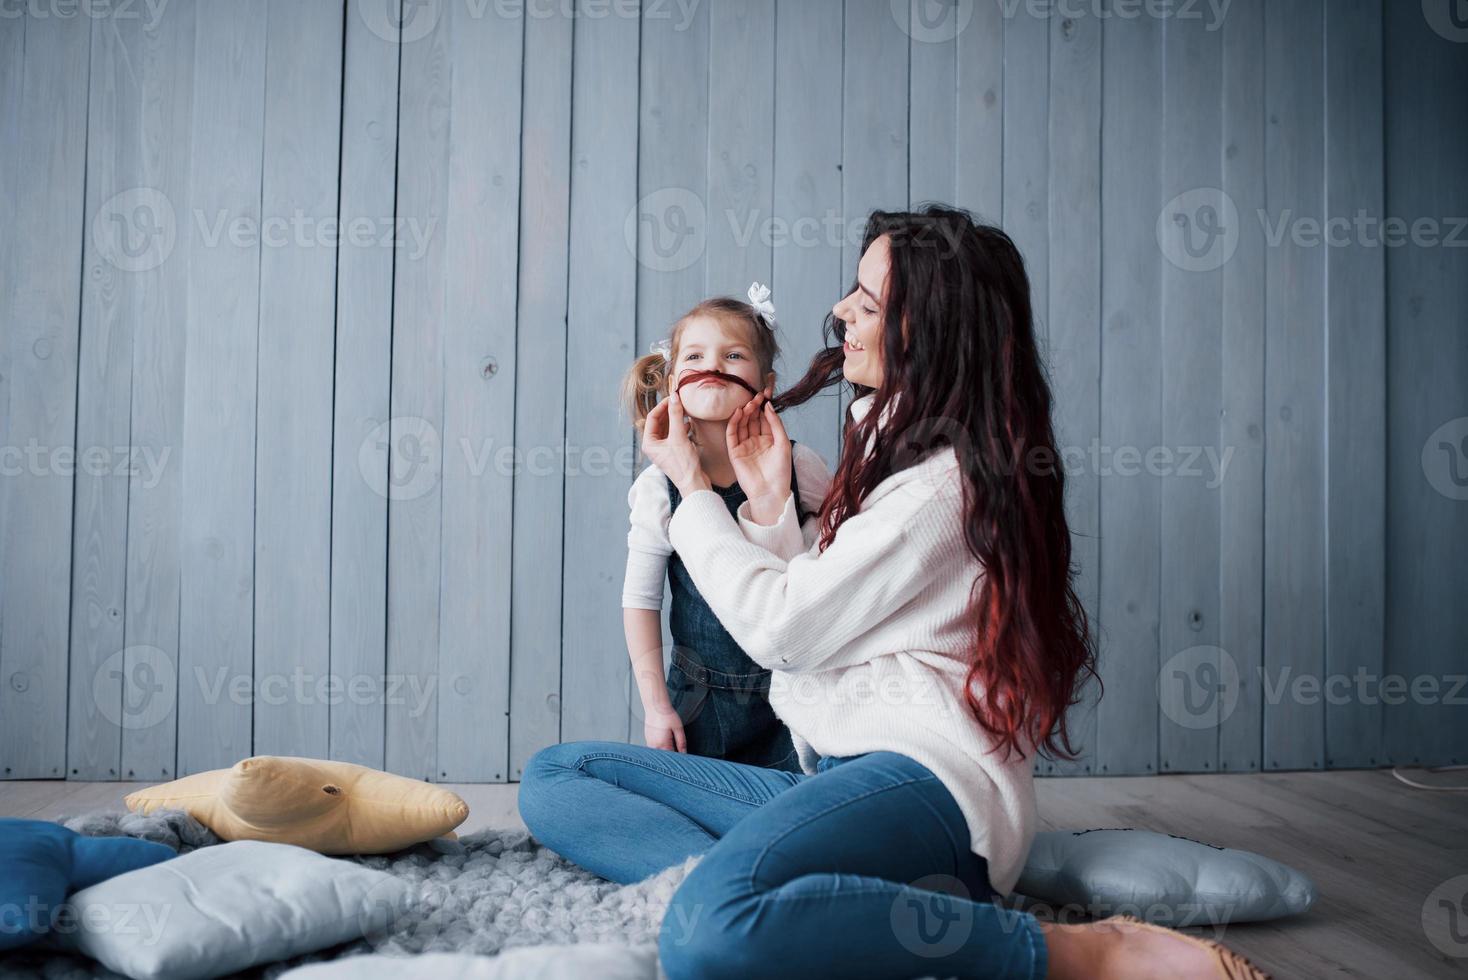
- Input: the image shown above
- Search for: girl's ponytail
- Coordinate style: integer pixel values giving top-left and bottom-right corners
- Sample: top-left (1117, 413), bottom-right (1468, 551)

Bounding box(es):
top-left (621, 352), bottom-right (669, 430)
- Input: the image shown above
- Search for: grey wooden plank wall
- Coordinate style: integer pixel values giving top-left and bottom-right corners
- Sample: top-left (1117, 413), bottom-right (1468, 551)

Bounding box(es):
top-left (0, 0), bottom-right (1462, 783)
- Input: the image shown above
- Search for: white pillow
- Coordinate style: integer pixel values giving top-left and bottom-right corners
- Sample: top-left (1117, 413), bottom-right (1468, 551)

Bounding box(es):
top-left (280, 946), bottom-right (660, 980)
top-left (1016, 828), bottom-right (1317, 926)
top-left (51, 839), bottom-right (410, 979)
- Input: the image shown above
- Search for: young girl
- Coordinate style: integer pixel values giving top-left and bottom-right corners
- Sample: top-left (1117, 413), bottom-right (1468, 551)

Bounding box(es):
top-left (619, 283), bottom-right (831, 772)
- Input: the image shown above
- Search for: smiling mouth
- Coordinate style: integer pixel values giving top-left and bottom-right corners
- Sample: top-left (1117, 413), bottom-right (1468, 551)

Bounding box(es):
top-left (698, 377), bottom-right (728, 386)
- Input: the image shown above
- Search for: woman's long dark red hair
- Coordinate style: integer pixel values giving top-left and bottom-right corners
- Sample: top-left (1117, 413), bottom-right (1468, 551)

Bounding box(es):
top-left (772, 205), bottom-right (1099, 764)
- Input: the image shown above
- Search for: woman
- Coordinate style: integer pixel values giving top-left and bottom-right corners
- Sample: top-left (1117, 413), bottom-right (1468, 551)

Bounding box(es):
top-left (518, 207), bottom-right (1269, 980)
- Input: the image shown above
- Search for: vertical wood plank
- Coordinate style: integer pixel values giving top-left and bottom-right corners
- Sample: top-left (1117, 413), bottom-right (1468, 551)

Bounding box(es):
top-left (842, 0), bottom-right (909, 284)
top-left (176, 0), bottom-right (267, 775)
top-left (1383, 0), bottom-right (1468, 770)
top-left (907, 0), bottom-right (956, 206)
top-left (637, 1), bottom-right (709, 342)
top-left (68, 13), bottom-right (141, 780)
top-left (1323, 0), bottom-right (1385, 770)
top-left (1002, 0), bottom-right (1047, 337)
top-left (560, 0), bottom-right (640, 745)
top-left (253, 0), bottom-right (344, 761)
top-left (1096, 5), bottom-right (1162, 776)
top-left (0, 0), bottom-right (18, 397)
top-left (956, 0), bottom-right (1002, 224)
top-left (1158, 14), bottom-right (1223, 775)
top-left (624, 0), bottom-right (711, 746)
top-left (119, 5), bottom-right (193, 784)
top-left (1263, 0), bottom-right (1326, 772)
top-left (0, 9), bottom-right (19, 775)
top-left (1042, 8), bottom-right (1100, 777)
top-left (706, 0), bottom-right (774, 297)
top-left (385, 0), bottom-right (451, 780)
top-left (509, 5), bottom-right (574, 779)
top-left (839, 0), bottom-right (909, 437)
top-left (435, 5), bottom-right (524, 782)
top-left (70, 8), bottom-right (195, 782)
top-left (1219, 0), bottom-right (1266, 774)
top-left (0, 10), bottom-right (89, 780)
top-left (329, 0), bottom-right (400, 770)
top-left (773, 0), bottom-right (845, 472)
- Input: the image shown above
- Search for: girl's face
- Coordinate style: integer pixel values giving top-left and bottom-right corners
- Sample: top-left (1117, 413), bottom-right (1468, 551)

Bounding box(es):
top-left (831, 235), bottom-right (889, 390)
top-left (668, 315), bottom-right (770, 421)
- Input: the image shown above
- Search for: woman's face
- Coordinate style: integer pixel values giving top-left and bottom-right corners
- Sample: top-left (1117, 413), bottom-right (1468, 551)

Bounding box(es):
top-left (667, 315), bottom-right (770, 421)
top-left (832, 235), bottom-right (889, 389)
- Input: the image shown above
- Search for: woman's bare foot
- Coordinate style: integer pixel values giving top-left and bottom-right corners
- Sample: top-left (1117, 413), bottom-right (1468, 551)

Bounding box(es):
top-left (1038, 916), bottom-right (1242, 980)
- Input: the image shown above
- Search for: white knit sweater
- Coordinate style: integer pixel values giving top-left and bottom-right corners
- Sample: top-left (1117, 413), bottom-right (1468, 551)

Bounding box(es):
top-left (621, 442), bottom-right (833, 611)
top-left (665, 392), bottom-right (1038, 897)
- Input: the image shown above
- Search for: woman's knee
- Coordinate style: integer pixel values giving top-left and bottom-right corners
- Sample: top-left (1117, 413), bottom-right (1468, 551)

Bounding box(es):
top-left (657, 847), bottom-right (764, 980)
top-left (517, 740), bottom-right (610, 839)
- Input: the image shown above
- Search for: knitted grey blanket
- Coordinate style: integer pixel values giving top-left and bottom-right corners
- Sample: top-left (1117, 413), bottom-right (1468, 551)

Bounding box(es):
top-left (3, 809), bottom-right (692, 979)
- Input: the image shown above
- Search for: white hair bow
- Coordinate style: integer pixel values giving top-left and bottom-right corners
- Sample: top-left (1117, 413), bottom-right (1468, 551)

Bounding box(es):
top-left (649, 338), bottom-right (672, 360)
top-left (747, 282), bottom-right (776, 329)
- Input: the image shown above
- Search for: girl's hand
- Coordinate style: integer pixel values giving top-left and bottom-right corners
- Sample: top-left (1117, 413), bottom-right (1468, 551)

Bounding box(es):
top-left (644, 709), bottom-right (687, 753)
top-left (642, 391), bottom-right (711, 496)
top-left (727, 387), bottom-right (793, 523)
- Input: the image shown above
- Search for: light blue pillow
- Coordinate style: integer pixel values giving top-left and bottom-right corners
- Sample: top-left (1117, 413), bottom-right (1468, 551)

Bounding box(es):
top-left (1016, 828), bottom-right (1317, 926)
top-left (49, 839), bottom-right (410, 979)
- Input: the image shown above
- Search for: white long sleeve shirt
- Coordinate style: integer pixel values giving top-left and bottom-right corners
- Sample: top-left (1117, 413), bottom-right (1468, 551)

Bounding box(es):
top-left (663, 392), bottom-right (1039, 898)
top-left (621, 442), bottom-right (834, 611)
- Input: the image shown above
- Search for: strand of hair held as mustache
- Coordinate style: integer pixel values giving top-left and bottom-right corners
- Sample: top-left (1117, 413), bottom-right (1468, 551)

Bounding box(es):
top-left (672, 368), bottom-right (761, 399)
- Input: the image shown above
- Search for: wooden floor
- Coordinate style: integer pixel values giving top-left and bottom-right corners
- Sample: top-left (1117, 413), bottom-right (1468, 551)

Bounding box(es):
top-left (4, 769), bottom-right (1464, 978)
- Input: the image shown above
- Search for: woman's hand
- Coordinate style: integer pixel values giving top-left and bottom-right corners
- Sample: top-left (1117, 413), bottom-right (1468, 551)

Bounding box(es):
top-left (641, 391), bottom-right (711, 497)
top-left (727, 387), bottom-right (793, 525)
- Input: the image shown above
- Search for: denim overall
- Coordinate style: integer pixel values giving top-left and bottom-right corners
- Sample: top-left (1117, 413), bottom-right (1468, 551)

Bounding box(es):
top-left (664, 443), bottom-right (804, 772)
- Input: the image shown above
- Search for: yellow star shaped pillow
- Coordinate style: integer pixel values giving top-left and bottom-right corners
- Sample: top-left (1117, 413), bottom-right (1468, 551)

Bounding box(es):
top-left (125, 756), bottom-right (469, 855)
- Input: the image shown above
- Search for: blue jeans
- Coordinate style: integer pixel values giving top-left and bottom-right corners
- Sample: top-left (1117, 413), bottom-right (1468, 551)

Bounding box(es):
top-left (518, 740), bottom-right (1048, 980)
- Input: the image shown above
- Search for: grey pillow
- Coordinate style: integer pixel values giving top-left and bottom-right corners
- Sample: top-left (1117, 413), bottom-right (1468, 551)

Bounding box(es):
top-left (1015, 828), bottom-right (1317, 926)
top-left (50, 839), bottom-right (410, 980)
